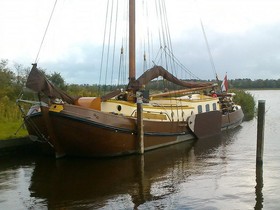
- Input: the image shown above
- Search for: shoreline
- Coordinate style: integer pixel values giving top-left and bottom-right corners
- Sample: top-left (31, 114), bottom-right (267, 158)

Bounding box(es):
top-left (0, 136), bottom-right (38, 157)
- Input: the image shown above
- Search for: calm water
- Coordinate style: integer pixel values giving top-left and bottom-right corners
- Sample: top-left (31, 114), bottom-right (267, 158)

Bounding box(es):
top-left (0, 90), bottom-right (279, 209)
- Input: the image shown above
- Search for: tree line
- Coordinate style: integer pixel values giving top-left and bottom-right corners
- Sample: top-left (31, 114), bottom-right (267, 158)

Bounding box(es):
top-left (1, 59), bottom-right (265, 124)
top-left (1, 59), bottom-right (280, 103)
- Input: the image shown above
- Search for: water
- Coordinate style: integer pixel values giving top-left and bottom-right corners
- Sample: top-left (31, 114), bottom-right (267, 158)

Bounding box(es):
top-left (0, 90), bottom-right (279, 209)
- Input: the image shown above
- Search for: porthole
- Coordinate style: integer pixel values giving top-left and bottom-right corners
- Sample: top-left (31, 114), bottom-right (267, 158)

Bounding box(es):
top-left (117, 105), bottom-right (122, 111)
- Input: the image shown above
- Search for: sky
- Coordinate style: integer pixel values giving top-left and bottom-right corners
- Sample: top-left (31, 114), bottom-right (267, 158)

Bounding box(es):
top-left (1, 0), bottom-right (280, 84)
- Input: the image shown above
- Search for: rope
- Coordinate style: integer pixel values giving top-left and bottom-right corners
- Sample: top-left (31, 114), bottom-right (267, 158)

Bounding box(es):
top-left (104, 0), bottom-right (114, 91)
top-left (34, 0), bottom-right (58, 64)
top-left (110, 0), bottom-right (119, 87)
top-left (199, 18), bottom-right (217, 79)
top-left (98, 0), bottom-right (110, 95)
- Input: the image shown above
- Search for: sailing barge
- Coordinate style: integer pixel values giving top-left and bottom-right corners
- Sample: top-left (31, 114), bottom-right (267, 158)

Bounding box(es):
top-left (18, 0), bottom-right (243, 158)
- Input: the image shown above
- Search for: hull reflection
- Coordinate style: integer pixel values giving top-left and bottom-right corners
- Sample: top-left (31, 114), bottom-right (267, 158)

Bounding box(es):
top-left (29, 134), bottom-right (230, 209)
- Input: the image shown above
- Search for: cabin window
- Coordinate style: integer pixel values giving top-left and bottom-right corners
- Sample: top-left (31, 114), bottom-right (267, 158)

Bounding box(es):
top-left (205, 104), bottom-right (210, 112)
top-left (117, 105), bottom-right (122, 111)
top-left (198, 105), bottom-right (202, 113)
top-left (213, 103), bottom-right (217, 111)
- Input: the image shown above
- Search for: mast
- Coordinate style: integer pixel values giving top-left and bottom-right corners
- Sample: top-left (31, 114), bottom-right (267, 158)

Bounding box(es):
top-left (129, 0), bottom-right (136, 83)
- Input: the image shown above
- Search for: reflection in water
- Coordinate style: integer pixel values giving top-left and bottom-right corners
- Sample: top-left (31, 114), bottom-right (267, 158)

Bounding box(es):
top-left (27, 134), bottom-right (230, 209)
top-left (255, 164), bottom-right (263, 210)
top-left (2, 90), bottom-right (279, 209)
top-left (29, 142), bottom-right (193, 209)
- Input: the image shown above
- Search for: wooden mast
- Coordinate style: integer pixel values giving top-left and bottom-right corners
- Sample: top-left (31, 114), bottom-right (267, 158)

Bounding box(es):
top-left (129, 0), bottom-right (136, 83)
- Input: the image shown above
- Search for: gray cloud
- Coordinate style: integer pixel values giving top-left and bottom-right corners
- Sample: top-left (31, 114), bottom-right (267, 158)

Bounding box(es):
top-left (173, 21), bottom-right (280, 81)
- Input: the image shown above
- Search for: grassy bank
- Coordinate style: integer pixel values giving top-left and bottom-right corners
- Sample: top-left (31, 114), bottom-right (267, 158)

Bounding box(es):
top-left (0, 98), bottom-right (28, 140)
top-left (0, 119), bottom-right (28, 140)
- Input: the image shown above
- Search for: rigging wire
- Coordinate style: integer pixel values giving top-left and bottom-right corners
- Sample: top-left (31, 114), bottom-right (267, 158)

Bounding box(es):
top-left (101, 0), bottom-right (129, 88)
top-left (104, 0), bottom-right (115, 89)
top-left (99, 0), bottom-right (111, 94)
top-left (154, 0), bottom-right (168, 90)
top-left (101, 0), bottom-right (205, 90)
top-left (157, 0), bottom-right (168, 69)
top-left (199, 18), bottom-right (218, 80)
top-left (161, 0), bottom-right (177, 79)
top-left (155, 1), bottom-right (163, 53)
top-left (34, 0), bottom-right (58, 64)
top-left (117, 46), bottom-right (124, 86)
top-left (194, 0), bottom-right (219, 81)
top-left (145, 0), bottom-right (152, 70)
top-left (110, 0), bottom-right (119, 87)
top-left (117, 0), bottom-right (129, 86)
top-left (164, 47), bottom-right (201, 80)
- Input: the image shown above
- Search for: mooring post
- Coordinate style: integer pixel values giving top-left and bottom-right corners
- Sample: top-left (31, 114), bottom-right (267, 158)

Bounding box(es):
top-left (256, 100), bottom-right (265, 165)
top-left (255, 163), bottom-right (264, 209)
top-left (137, 92), bottom-right (144, 154)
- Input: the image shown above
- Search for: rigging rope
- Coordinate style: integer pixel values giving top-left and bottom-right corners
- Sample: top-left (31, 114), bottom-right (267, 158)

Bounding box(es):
top-left (104, 0), bottom-right (115, 91)
top-left (199, 18), bottom-right (218, 80)
top-left (98, 0), bottom-right (110, 94)
top-left (110, 0), bottom-right (119, 87)
top-left (194, 0), bottom-right (219, 81)
top-left (34, 0), bottom-right (58, 64)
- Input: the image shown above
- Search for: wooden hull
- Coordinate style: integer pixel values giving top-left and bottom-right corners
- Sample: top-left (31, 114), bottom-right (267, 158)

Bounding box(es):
top-left (25, 104), bottom-right (244, 158)
top-left (221, 108), bottom-right (244, 130)
top-left (26, 105), bottom-right (195, 157)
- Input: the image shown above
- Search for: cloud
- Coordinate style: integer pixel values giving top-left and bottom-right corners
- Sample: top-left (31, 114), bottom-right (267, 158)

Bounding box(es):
top-left (171, 19), bottom-right (280, 80)
top-left (2, 0), bottom-right (280, 84)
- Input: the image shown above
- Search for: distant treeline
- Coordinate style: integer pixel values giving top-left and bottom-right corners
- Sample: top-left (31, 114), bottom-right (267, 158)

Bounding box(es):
top-left (0, 59), bottom-right (263, 122)
top-left (228, 78), bottom-right (280, 89)
top-left (1, 59), bottom-right (279, 105)
top-left (145, 78), bottom-right (280, 90)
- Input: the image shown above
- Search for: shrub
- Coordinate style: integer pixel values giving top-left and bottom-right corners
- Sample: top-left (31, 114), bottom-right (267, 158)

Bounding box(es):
top-left (230, 89), bottom-right (255, 121)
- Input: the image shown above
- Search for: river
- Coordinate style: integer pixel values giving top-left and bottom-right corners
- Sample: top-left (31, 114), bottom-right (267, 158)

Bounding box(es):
top-left (0, 90), bottom-right (279, 209)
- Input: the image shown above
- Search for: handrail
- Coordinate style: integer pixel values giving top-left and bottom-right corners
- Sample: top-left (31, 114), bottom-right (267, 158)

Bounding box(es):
top-left (130, 104), bottom-right (172, 121)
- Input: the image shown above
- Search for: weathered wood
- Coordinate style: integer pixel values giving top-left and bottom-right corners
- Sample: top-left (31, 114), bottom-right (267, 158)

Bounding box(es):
top-left (256, 100), bottom-right (265, 164)
top-left (137, 96), bottom-right (144, 154)
top-left (129, 0), bottom-right (136, 82)
top-left (255, 164), bottom-right (264, 209)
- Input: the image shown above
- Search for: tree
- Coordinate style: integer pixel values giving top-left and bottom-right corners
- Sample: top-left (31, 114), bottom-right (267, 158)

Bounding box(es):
top-left (0, 59), bottom-right (16, 100)
top-left (47, 72), bottom-right (66, 90)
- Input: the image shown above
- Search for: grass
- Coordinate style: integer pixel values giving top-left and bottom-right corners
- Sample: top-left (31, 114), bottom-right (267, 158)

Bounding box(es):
top-left (0, 118), bottom-right (28, 140)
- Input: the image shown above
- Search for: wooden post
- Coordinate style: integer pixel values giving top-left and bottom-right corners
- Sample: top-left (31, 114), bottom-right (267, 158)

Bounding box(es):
top-left (137, 92), bottom-right (144, 154)
top-left (256, 100), bottom-right (265, 164)
top-left (255, 164), bottom-right (264, 209)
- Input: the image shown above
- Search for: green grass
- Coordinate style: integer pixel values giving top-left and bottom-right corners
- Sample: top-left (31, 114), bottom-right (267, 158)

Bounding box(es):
top-left (0, 119), bottom-right (28, 140)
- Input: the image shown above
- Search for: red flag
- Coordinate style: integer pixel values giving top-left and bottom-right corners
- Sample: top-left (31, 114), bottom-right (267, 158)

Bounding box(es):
top-left (221, 74), bottom-right (228, 92)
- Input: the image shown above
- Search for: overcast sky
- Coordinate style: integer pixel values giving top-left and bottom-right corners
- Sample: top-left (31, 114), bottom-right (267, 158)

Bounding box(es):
top-left (1, 0), bottom-right (280, 84)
